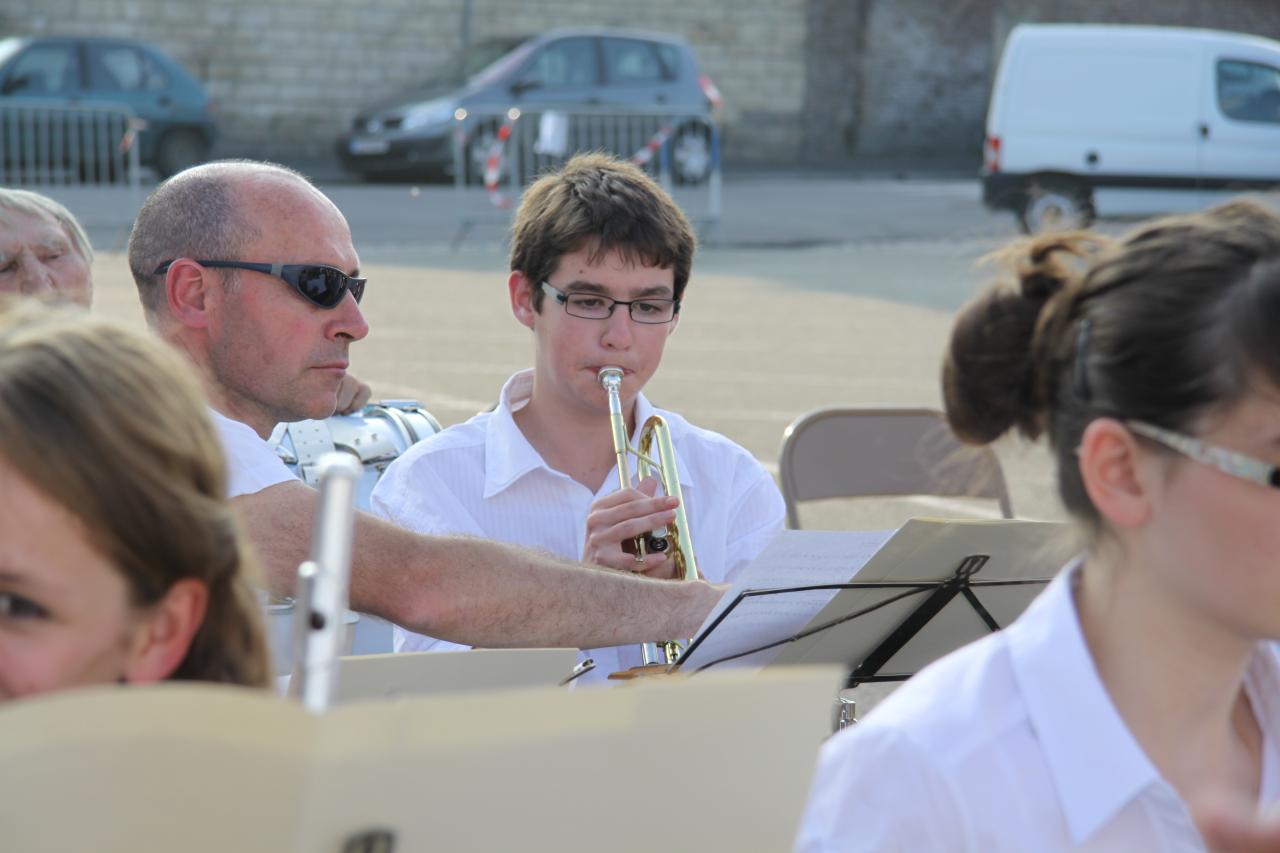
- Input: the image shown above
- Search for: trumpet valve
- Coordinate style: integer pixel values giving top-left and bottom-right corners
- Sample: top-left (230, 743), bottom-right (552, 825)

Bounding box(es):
top-left (621, 531), bottom-right (669, 558)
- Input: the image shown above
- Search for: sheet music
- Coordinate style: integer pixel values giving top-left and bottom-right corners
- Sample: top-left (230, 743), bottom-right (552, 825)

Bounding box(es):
top-left (679, 529), bottom-right (895, 670)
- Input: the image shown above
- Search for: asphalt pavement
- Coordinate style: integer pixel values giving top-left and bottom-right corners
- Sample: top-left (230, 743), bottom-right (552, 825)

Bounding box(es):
top-left (43, 169), bottom-right (1019, 254)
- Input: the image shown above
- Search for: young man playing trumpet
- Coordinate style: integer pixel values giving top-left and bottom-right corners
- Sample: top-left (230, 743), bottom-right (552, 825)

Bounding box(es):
top-left (371, 152), bottom-right (785, 684)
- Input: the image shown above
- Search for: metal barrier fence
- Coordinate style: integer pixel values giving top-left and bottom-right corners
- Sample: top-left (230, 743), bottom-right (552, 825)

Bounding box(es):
top-left (0, 101), bottom-right (142, 189)
top-left (451, 107), bottom-right (721, 244)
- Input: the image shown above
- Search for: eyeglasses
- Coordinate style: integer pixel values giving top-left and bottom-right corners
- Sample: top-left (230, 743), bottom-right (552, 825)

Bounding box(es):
top-left (540, 282), bottom-right (679, 324)
top-left (1128, 420), bottom-right (1280, 490)
top-left (152, 260), bottom-right (365, 309)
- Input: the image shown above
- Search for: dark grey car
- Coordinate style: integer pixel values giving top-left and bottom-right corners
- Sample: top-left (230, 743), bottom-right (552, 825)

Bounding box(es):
top-left (338, 27), bottom-right (721, 184)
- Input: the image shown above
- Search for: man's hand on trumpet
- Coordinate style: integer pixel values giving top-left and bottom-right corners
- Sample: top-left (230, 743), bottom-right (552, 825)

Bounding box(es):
top-left (583, 475), bottom-right (680, 578)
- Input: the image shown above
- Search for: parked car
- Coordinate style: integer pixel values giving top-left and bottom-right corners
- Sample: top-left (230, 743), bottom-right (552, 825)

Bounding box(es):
top-left (338, 27), bottom-right (722, 184)
top-left (0, 35), bottom-right (216, 178)
top-left (983, 24), bottom-right (1280, 232)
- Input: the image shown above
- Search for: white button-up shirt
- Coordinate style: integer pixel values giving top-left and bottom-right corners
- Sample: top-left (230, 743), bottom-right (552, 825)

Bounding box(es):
top-left (795, 560), bottom-right (1280, 852)
top-left (210, 409), bottom-right (296, 498)
top-left (370, 369), bottom-right (786, 685)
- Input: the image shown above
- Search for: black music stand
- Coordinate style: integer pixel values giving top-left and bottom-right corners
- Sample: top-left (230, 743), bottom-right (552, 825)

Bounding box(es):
top-left (675, 519), bottom-right (1072, 687)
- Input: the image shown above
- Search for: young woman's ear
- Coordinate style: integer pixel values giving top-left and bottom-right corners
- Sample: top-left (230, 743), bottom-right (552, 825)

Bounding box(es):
top-left (509, 272), bottom-right (537, 330)
top-left (1077, 418), bottom-right (1154, 530)
top-left (123, 578), bottom-right (208, 684)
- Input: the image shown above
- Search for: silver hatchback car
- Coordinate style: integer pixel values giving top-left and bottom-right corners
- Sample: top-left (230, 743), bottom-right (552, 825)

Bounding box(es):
top-left (338, 27), bottom-right (721, 184)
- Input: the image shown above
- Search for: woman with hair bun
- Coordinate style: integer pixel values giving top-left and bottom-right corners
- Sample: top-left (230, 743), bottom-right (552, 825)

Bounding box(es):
top-left (0, 298), bottom-right (270, 699)
top-left (796, 200), bottom-right (1280, 851)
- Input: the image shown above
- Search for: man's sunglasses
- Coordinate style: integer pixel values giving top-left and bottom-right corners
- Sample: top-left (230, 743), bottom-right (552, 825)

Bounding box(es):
top-left (152, 260), bottom-right (366, 309)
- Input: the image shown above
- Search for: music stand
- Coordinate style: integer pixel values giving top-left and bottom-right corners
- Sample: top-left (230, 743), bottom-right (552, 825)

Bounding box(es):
top-left (677, 519), bottom-right (1074, 688)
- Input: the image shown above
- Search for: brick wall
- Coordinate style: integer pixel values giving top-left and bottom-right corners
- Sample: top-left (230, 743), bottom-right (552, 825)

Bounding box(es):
top-left (2, 0), bottom-right (1277, 165)
top-left (0, 0), bottom-right (806, 163)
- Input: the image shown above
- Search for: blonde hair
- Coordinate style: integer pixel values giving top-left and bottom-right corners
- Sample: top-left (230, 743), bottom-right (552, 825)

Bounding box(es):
top-left (0, 298), bottom-right (270, 687)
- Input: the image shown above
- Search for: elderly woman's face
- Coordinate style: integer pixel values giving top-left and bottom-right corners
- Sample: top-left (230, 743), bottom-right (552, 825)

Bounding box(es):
top-left (0, 453), bottom-right (150, 701)
top-left (0, 210), bottom-right (92, 307)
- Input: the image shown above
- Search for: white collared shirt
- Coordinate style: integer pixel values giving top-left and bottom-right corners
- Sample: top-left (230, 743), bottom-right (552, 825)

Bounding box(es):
top-left (795, 559), bottom-right (1280, 852)
top-left (369, 369), bottom-right (786, 685)
top-left (209, 409), bottom-right (296, 498)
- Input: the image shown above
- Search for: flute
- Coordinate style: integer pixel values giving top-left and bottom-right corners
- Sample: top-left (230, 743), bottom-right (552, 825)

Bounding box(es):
top-left (288, 452), bottom-right (362, 712)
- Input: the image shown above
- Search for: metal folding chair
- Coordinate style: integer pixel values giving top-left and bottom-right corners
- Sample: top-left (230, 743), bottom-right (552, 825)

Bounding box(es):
top-left (778, 406), bottom-right (1013, 529)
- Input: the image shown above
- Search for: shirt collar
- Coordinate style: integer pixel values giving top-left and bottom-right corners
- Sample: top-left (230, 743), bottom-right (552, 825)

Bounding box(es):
top-left (209, 407), bottom-right (275, 443)
top-left (1007, 558), bottom-right (1161, 844)
top-left (481, 368), bottom-right (691, 499)
top-left (482, 370), bottom-right (546, 498)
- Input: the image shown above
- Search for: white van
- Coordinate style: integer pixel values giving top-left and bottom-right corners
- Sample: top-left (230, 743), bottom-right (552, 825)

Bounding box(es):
top-left (983, 24), bottom-right (1280, 231)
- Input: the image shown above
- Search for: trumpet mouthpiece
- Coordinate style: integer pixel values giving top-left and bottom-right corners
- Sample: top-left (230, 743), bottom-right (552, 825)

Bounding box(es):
top-left (598, 366), bottom-right (624, 387)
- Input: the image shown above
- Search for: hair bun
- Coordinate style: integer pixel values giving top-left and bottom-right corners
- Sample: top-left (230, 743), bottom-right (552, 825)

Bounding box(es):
top-left (943, 233), bottom-right (1107, 445)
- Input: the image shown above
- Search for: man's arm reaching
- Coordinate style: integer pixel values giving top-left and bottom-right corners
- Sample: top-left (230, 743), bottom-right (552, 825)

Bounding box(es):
top-left (235, 480), bottom-right (722, 649)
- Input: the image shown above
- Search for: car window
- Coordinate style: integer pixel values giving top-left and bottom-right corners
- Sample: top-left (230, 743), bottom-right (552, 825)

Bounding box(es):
top-left (603, 38), bottom-right (669, 85)
top-left (1217, 59), bottom-right (1280, 124)
top-left (2, 42), bottom-right (80, 94)
top-left (87, 44), bottom-right (170, 93)
top-left (653, 43), bottom-right (684, 79)
top-left (519, 37), bottom-right (597, 89)
top-left (464, 37), bottom-right (529, 80)
top-left (0, 38), bottom-right (24, 68)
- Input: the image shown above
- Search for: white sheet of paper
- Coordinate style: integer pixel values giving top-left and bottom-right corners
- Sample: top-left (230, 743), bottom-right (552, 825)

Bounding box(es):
top-left (533, 111), bottom-right (569, 156)
top-left (679, 529), bottom-right (895, 671)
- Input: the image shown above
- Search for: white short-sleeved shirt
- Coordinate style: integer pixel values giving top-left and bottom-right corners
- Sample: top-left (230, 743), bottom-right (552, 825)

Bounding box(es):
top-left (370, 368), bottom-right (786, 685)
top-left (209, 409), bottom-right (296, 498)
top-left (795, 560), bottom-right (1280, 852)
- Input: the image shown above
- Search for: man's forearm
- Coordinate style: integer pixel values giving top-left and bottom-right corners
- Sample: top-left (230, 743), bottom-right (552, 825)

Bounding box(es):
top-left (355, 521), bottom-right (722, 648)
top-left (236, 482), bottom-right (722, 649)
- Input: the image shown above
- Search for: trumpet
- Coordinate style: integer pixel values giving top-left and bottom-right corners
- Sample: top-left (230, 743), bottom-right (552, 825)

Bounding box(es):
top-left (598, 366), bottom-right (699, 668)
top-left (288, 452), bottom-right (362, 712)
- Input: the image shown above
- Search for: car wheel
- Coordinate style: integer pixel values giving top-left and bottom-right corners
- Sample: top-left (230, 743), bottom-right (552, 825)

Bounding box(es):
top-left (671, 123), bottom-right (713, 185)
top-left (155, 129), bottom-right (210, 179)
top-left (1018, 181), bottom-right (1095, 233)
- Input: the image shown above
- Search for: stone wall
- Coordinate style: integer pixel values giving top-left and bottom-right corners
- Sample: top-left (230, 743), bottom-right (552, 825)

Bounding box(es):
top-left (2, 0), bottom-right (1277, 165)
top-left (854, 0), bottom-right (997, 156)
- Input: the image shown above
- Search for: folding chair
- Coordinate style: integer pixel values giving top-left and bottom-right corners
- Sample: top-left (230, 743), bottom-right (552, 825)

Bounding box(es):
top-left (778, 406), bottom-right (1013, 529)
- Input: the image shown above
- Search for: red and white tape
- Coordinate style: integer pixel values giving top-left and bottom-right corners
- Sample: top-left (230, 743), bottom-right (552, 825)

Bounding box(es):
top-left (631, 124), bottom-right (673, 168)
top-left (119, 116), bottom-right (148, 154)
top-left (483, 118), bottom-right (516, 209)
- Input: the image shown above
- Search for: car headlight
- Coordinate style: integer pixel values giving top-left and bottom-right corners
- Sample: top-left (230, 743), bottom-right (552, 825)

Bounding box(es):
top-left (400, 99), bottom-right (456, 131)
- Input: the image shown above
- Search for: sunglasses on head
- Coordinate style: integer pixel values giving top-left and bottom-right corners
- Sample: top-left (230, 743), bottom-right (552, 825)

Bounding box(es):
top-left (152, 260), bottom-right (366, 309)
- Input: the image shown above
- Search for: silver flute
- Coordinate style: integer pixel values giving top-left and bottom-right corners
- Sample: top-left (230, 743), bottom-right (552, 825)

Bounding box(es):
top-left (288, 452), bottom-right (362, 712)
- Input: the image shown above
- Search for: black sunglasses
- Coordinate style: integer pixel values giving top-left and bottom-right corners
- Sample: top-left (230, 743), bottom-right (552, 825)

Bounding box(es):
top-left (152, 260), bottom-right (366, 309)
